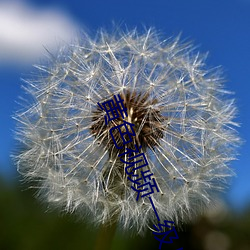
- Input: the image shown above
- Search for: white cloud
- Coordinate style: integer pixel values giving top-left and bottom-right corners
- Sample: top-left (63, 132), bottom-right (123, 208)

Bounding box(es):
top-left (0, 1), bottom-right (78, 65)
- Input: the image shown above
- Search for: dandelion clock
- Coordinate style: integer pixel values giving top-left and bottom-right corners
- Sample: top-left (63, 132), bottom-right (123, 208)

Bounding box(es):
top-left (14, 27), bottom-right (240, 249)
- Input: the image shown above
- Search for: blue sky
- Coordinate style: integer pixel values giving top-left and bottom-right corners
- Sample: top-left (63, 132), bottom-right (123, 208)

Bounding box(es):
top-left (0, 0), bottom-right (249, 210)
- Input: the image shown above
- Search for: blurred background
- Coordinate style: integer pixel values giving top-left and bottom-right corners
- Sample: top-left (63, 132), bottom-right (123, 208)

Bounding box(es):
top-left (0, 0), bottom-right (250, 249)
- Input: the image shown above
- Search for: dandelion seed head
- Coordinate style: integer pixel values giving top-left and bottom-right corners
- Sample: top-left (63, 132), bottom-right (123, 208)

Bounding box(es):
top-left (14, 27), bottom-right (240, 234)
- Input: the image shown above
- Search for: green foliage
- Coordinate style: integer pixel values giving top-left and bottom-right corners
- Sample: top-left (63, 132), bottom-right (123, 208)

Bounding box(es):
top-left (0, 177), bottom-right (250, 250)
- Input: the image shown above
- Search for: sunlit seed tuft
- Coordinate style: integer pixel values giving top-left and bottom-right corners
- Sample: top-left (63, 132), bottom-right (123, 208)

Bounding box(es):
top-left (14, 27), bottom-right (240, 234)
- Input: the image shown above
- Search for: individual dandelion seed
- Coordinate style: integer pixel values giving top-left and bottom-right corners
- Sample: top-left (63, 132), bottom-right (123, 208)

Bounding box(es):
top-left (14, 27), bottom-right (240, 235)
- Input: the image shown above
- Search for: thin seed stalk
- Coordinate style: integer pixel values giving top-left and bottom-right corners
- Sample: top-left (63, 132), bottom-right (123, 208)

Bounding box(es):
top-left (94, 219), bottom-right (118, 250)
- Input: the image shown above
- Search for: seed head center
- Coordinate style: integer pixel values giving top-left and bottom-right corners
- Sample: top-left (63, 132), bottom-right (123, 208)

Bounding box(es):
top-left (91, 90), bottom-right (165, 155)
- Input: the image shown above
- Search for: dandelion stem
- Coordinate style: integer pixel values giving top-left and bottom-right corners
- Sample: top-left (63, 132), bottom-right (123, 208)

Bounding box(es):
top-left (94, 220), bottom-right (118, 250)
